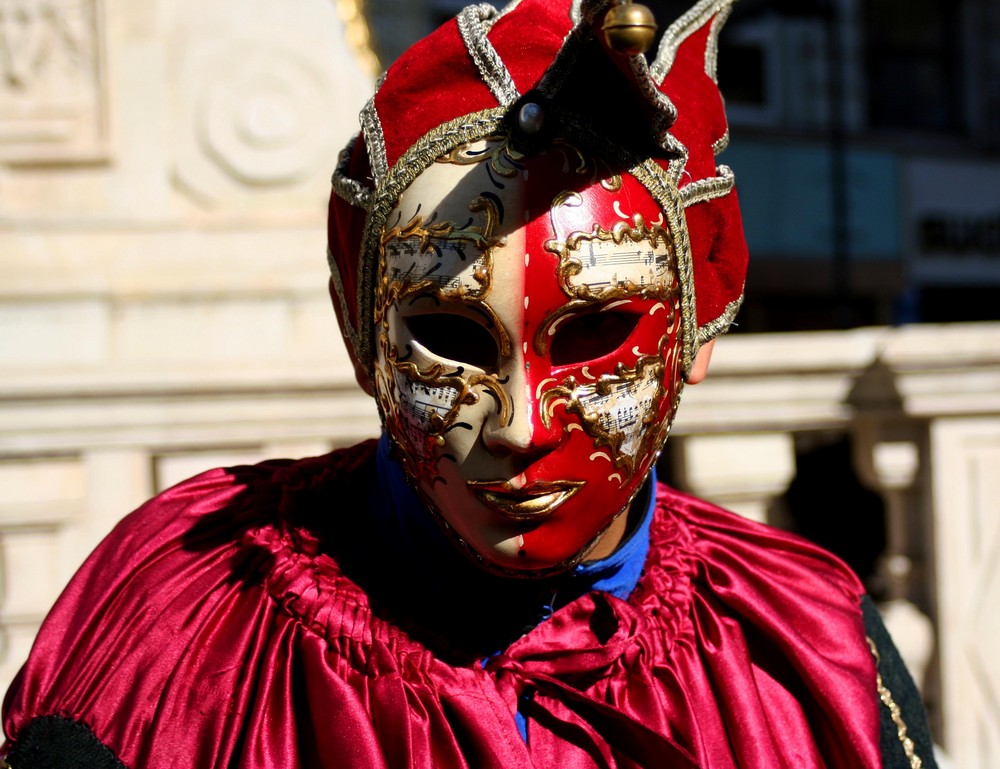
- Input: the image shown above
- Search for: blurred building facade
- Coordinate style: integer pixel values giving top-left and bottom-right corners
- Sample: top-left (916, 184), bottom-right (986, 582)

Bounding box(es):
top-left (713, 0), bottom-right (1000, 332)
top-left (1, 0), bottom-right (999, 766)
top-left (365, 0), bottom-right (1000, 330)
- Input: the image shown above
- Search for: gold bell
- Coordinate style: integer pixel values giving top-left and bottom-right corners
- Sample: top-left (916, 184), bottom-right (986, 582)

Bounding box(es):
top-left (602, 2), bottom-right (657, 56)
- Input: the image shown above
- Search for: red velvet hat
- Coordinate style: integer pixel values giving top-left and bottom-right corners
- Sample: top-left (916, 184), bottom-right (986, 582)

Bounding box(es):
top-left (329, 0), bottom-right (748, 374)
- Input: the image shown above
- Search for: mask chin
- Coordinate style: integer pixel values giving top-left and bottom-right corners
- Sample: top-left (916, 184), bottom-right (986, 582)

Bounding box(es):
top-left (413, 474), bottom-right (640, 579)
top-left (398, 406), bottom-right (670, 579)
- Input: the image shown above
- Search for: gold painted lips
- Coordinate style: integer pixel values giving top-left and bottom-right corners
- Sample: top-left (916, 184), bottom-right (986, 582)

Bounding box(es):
top-left (467, 480), bottom-right (584, 520)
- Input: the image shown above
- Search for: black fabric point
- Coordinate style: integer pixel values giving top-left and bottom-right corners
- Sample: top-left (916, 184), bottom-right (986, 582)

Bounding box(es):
top-left (5, 715), bottom-right (127, 769)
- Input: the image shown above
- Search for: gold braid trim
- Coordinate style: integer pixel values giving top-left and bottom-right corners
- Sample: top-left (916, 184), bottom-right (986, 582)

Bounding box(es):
top-left (712, 129), bottom-right (730, 156)
top-left (867, 637), bottom-right (924, 769)
top-left (457, 4), bottom-right (520, 105)
top-left (650, 0), bottom-right (737, 84)
top-left (331, 134), bottom-right (373, 210)
top-left (679, 165), bottom-right (735, 207)
top-left (697, 292), bottom-right (742, 345)
top-left (705, 0), bottom-right (733, 83)
top-left (627, 159), bottom-right (698, 375)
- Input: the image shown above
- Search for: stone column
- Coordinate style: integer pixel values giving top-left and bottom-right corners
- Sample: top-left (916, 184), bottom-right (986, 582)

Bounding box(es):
top-left (674, 432), bottom-right (796, 524)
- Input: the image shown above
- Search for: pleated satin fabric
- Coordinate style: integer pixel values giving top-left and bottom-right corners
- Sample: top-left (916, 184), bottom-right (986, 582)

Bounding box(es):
top-left (3, 441), bottom-right (880, 768)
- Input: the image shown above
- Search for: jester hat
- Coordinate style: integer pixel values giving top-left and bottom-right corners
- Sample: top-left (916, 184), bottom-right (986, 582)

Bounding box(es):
top-left (328, 0), bottom-right (748, 374)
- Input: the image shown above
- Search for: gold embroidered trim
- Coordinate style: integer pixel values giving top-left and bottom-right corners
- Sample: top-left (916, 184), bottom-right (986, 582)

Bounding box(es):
top-left (327, 244), bottom-right (362, 355)
top-left (361, 89), bottom-right (388, 182)
top-left (697, 292), bottom-right (742, 345)
top-left (331, 133), bottom-right (373, 210)
top-left (457, 4), bottom-right (520, 106)
top-left (329, 132), bottom-right (374, 359)
top-left (539, 354), bottom-right (668, 481)
top-left (705, 1), bottom-right (733, 83)
top-left (0, 756), bottom-right (11, 768)
top-left (437, 136), bottom-right (525, 178)
top-left (680, 165), bottom-right (735, 207)
top-left (867, 637), bottom-right (925, 769)
top-left (377, 191), bottom-right (508, 332)
top-left (650, 0), bottom-right (737, 85)
top-left (712, 129), bottom-right (730, 156)
top-left (628, 159), bottom-right (699, 375)
top-left (381, 355), bottom-right (512, 458)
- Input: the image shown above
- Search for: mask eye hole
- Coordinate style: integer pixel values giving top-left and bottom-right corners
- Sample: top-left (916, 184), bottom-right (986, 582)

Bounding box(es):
top-left (550, 311), bottom-right (641, 366)
top-left (405, 312), bottom-right (499, 371)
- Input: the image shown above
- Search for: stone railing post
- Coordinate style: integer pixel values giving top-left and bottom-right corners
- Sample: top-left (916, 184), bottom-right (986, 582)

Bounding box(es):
top-left (673, 432), bottom-right (796, 524)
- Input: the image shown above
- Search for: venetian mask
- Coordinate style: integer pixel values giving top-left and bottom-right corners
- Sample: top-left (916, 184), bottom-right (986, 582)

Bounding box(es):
top-left (373, 138), bottom-right (687, 575)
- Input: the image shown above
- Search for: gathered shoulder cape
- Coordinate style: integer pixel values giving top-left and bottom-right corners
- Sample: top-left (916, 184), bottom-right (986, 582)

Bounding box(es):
top-left (2, 441), bottom-right (934, 768)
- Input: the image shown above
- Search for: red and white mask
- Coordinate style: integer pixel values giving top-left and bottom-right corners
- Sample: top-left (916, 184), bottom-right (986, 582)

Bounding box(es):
top-left (374, 138), bottom-right (685, 575)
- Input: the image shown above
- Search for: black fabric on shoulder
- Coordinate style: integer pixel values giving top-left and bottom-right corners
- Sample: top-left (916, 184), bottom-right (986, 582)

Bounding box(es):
top-left (4, 715), bottom-right (126, 769)
top-left (862, 594), bottom-right (939, 769)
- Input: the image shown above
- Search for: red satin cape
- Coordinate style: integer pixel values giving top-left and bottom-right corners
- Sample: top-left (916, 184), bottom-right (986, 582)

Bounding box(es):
top-left (2, 442), bottom-right (881, 768)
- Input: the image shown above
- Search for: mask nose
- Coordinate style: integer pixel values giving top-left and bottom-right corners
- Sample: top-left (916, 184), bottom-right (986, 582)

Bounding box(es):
top-left (480, 368), bottom-right (562, 462)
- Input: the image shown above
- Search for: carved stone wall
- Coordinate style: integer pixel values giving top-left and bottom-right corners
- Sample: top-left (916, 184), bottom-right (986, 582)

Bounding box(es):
top-left (0, 0), bottom-right (373, 696)
top-left (0, 0), bottom-right (108, 163)
top-left (170, 0), bottom-right (367, 207)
